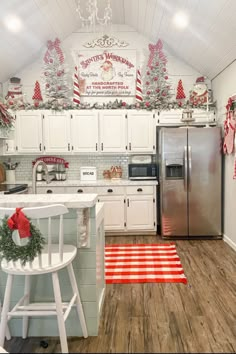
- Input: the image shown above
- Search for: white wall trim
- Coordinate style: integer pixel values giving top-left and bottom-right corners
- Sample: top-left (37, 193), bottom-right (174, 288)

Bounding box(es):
top-left (223, 234), bottom-right (236, 252)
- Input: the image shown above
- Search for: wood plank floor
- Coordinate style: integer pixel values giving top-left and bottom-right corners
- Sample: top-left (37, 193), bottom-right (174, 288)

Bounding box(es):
top-left (4, 235), bottom-right (236, 353)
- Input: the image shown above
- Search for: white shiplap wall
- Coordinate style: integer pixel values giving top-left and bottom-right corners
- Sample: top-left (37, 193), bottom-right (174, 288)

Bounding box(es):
top-left (212, 61), bottom-right (236, 251)
top-left (3, 24), bottom-right (204, 104)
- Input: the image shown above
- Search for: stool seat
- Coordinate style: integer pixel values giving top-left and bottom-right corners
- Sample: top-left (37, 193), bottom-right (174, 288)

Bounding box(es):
top-left (1, 245), bottom-right (77, 275)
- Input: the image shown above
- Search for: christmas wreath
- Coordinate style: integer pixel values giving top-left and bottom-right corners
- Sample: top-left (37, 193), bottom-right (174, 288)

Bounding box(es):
top-left (0, 209), bottom-right (45, 265)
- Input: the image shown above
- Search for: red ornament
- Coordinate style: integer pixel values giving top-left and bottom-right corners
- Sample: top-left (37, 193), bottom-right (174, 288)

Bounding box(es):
top-left (34, 101), bottom-right (39, 107)
top-left (145, 102), bottom-right (150, 107)
top-left (147, 91), bottom-right (151, 95)
top-left (146, 81), bottom-right (150, 86)
top-left (49, 58), bottom-right (53, 63)
top-left (154, 77), bottom-right (158, 81)
top-left (155, 62), bottom-right (159, 66)
top-left (122, 102), bottom-right (126, 106)
top-left (163, 68), bottom-right (166, 72)
top-left (164, 76), bottom-right (168, 80)
top-left (147, 71), bottom-right (150, 75)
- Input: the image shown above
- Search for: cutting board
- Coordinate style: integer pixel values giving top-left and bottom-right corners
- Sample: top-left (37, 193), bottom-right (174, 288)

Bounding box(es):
top-left (0, 163), bottom-right (6, 183)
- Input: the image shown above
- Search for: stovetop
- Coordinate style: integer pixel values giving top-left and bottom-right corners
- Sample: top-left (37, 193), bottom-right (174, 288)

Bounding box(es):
top-left (0, 184), bottom-right (28, 194)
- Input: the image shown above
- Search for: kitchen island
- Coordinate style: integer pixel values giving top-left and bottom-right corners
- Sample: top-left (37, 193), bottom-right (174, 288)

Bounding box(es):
top-left (0, 193), bottom-right (105, 337)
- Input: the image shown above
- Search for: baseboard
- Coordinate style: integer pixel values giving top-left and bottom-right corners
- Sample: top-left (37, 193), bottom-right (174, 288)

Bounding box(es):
top-left (223, 234), bottom-right (236, 252)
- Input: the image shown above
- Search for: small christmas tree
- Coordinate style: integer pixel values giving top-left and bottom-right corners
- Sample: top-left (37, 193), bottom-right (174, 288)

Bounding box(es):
top-left (32, 81), bottom-right (43, 107)
top-left (42, 38), bottom-right (69, 105)
top-left (143, 39), bottom-right (172, 109)
top-left (176, 79), bottom-right (186, 106)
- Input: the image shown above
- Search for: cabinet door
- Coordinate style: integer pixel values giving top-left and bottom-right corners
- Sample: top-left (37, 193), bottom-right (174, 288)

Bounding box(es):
top-left (128, 111), bottom-right (155, 153)
top-left (158, 110), bottom-right (183, 125)
top-left (43, 111), bottom-right (71, 153)
top-left (16, 111), bottom-right (43, 154)
top-left (99, 111), bottom-right (127, 153)
top-left (126, 195), bottom-right (155, 231)
top-left (3, 139), bottom-right (15, 155)
top-left (98, 195), bottom-right (125, 231)
top-left (71, 111), bottom-right (99, 153)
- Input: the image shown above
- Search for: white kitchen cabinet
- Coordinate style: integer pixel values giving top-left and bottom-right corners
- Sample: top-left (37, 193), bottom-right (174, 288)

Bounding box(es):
top-left (127, 111), bottom-right (156, 153)
top-left (15, 111), bottom-right (43, 154)
top-left (99, 110), bottom-right (127, 153)
top-left (98, 195), bottom-right (125, 231)
top-left (97, 186), bottom-right (125, 231)
top-left (43, 111), bottom-right (71, 153)
top-left (126, 185), bottom-right (156, 232)
top-left (70, 110), bottom-right (99, 153)
top-left (1, 139), bottom-right (15, 155)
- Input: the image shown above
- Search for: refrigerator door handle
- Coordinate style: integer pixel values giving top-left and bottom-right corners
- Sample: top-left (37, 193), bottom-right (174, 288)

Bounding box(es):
top-left (188, 145), bottom-right (192, 191)
top-left (184, 146), bottom-right (188, 191)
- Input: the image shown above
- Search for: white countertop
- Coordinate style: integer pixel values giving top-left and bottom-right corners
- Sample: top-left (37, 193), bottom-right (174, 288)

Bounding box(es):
top-left (17, 179), bottom-right (158, 187)
top-left (0, 193), bottom-right (98, 208)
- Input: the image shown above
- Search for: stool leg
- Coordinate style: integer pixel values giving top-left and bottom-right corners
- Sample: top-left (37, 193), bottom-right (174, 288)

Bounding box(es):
top-left (22, 275), bottom-right (31, 339)
top-left (67, 263), bottom-right (88, 338)
top-left (0, 302), bottom-right (11, 341)
top-left (52, 272), bottom-right (68, 354)
top-left (0, 275), bottom-right (13, 347)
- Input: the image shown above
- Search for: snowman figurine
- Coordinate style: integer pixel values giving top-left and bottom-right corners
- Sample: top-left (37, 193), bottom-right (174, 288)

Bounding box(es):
top-left (100, 60), bottom-right (115, 82)
top-left (189, 76), bottom-right (208, 106)
top-left (5, 77), bottom-right (25, 108)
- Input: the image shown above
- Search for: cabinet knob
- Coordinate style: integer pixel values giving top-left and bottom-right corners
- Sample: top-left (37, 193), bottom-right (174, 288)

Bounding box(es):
top-left (137, 188), bottom-right (143, 192)
top-left (107, 189), bottom-right (113, 193)
top-left (47, 190), bottom-right (53, 193)
top-left (77, 189), bottom-right (83, 193)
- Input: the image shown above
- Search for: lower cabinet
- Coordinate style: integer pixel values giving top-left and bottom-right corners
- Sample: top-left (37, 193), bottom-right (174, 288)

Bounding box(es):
top-left (126, 195), bottom-right (155, 231)
top-left (35, 184), bottom-right (157, 234)
top-left (98, 195), bottom-right (125, 231)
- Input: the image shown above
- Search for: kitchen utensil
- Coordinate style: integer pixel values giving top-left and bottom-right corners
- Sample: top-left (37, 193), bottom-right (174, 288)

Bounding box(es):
top-left (0, 163), bottom-right (6, 183)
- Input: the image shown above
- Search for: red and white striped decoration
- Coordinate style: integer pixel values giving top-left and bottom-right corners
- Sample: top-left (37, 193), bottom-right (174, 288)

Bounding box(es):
top-left (105, 243), bottom-right (187, 284)
top-left (73, 66), bottom-right (80, 105)
top-left (136, 69), bottom-right (143, 102)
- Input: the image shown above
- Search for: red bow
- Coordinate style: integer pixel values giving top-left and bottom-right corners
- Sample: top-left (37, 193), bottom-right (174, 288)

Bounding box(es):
top-left (148, 39), bottom-right (164, 67)
top-left (44, 38), bottom-right (64, 64)
top-left (7, 208), bottom-right (31, 239)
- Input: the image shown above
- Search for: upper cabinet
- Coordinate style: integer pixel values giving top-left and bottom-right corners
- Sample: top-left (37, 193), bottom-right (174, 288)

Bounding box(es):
top-left (15, 110), bottom-right (43, 154)
top-left (71, 110), bottom-right (99, 153)
top-left (99, 110), bottom-right (127, 153)
top-left (43, 111), bottom-right (71, 153)
top-left (127, 111), bottom-right (155, 153)
top-left (7, 108), bottom-right (213, 155)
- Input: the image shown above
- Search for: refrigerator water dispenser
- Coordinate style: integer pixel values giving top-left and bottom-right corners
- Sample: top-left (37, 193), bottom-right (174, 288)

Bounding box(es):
top-left (165, 159), bottom-right (184, 179)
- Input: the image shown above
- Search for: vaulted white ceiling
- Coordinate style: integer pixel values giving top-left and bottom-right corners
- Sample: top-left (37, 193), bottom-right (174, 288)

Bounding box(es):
top-left (0, 0), bottom-right (235, 83)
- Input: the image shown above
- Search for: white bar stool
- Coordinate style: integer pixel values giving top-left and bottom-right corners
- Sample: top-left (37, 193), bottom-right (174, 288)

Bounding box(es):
top-left (0, 205), bottom-right (88, 353)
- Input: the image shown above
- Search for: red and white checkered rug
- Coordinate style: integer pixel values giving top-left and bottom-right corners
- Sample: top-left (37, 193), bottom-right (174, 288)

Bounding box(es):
top-left (105, 243), bottom-right (187, 284)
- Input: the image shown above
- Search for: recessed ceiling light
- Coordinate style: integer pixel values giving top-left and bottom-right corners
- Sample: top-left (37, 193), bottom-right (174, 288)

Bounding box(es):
top-left (173, 12), bottom-right (189, 29)
top-left (3, 15), bottom-right (23, 33)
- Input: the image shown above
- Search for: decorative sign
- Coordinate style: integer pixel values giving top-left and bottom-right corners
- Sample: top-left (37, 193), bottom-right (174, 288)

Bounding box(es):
top-left (77, 50), bottom-right (136, 96)
top-left (32, 156), bottom-right (69, 168)
top-left (83, 35), bottom-right (129, 48)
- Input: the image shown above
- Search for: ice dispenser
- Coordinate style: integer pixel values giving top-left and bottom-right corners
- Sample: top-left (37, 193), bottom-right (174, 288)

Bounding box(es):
top-left (165, 159), bottom-right (184, 179)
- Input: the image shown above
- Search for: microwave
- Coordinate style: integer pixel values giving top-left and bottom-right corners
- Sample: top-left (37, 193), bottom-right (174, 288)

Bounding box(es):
top-left (128, 163), bottom-right (157, 180)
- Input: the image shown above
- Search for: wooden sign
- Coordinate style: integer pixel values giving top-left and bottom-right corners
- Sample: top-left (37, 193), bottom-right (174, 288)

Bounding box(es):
top-left (77, 50), bottom-right (136, 96)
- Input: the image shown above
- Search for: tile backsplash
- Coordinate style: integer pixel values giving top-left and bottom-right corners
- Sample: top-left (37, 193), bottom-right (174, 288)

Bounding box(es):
top-left (2, 155), bottom-right (130, 181)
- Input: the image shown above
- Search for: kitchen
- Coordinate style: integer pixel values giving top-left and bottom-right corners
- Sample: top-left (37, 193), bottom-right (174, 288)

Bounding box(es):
top-left (0, 1), bottom-right (236, 353)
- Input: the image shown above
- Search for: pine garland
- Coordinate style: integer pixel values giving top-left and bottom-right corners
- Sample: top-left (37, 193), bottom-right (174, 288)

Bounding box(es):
top-left (0, 216), bottom-right (46, 265)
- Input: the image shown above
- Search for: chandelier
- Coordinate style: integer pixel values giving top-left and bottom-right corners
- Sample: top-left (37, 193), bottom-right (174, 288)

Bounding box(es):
top-left (76, 0), bottom-right (112, 30)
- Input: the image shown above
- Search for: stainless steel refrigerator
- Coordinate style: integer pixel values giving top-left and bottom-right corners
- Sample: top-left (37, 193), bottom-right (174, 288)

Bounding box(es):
top-left (157, 126), bottom-right (222, 238)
